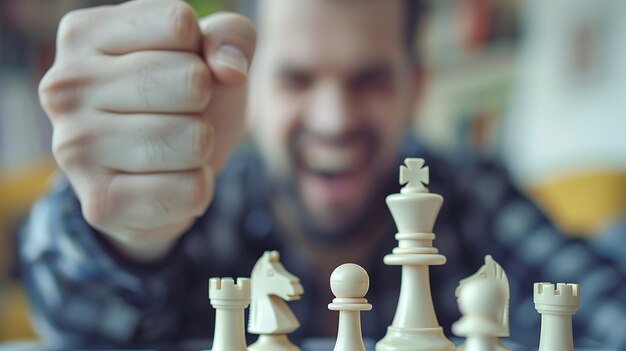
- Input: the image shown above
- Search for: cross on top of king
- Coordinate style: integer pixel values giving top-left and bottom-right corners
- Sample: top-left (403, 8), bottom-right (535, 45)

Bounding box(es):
top-left (399, 158), bottom-right (430, 194)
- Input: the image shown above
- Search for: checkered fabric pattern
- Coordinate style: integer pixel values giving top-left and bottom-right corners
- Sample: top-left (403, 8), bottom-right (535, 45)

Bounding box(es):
top-left (19, 137), bottom-right (626, 350)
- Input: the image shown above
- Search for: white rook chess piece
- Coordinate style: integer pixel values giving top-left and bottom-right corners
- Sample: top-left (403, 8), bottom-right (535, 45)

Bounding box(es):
top-left (534, 282), bottom-right (580, 351)
top-left (209, 277), bottom-right (251, 351)
top-left (328, 263), bottom-right (372, 351)
top-left (376, 158), bottom-right (454, 351)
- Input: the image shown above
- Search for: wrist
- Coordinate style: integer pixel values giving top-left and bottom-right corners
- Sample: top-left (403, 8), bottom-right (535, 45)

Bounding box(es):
top-left (101, 220), bottom-right (194, 262)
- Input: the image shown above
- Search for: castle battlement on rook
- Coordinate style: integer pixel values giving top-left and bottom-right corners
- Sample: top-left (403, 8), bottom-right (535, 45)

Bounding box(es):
top-left (210, 278), bottom-right (251, 301)
top-left (534, 283), bottom-right (580, 316)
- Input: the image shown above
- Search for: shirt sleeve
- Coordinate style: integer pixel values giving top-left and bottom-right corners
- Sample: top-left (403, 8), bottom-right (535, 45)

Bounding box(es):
top-left (454, 160), bottom-right (626, 349)
top-left (18, 175), bottom-right (195, 349)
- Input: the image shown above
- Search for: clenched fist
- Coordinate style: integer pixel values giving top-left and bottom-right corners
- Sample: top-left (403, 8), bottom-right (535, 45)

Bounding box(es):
top-left (39, 0), bottom-right (256, 261)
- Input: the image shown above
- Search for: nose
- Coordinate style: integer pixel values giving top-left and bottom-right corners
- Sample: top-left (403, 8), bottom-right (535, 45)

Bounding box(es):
top-left (305, 79), bottom-right (356, 138)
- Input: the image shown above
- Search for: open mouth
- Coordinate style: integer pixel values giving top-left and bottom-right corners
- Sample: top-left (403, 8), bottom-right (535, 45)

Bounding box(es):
top-left (294, 133), bottom-right (375, 207)
top-left (300, 146), bottom-right (367, 178)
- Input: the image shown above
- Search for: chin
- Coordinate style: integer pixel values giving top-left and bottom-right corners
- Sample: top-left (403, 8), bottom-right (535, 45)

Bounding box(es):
top-left (302, 201), bottom-right (369, 240)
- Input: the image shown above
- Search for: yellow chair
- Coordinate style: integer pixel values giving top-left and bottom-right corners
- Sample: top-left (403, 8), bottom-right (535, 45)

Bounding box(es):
top-left (528, 170), bottom-right (626, 237)
top-left (0, 159), bottom-right (56, 341)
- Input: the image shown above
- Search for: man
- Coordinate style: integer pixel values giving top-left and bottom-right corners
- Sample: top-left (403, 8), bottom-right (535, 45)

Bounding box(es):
top-left (20, 0), bottom-right (626, 349)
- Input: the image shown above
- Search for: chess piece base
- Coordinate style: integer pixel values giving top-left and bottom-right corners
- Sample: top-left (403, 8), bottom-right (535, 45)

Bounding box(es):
top-left (457, 340), bottom-right (512, 351)
top-left (249, 334), bottom-right (300, 351)
top-left (375, 326), bottom-right (454, 351)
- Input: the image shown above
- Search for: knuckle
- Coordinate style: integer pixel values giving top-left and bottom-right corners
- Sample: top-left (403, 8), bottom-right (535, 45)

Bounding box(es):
top-left (51, 126), bottom-right (93, 169)
top-left (168, 2), bottom-right (198, 42)
top-left (192, 119), bottom-right (214, 162)
top-left (82, 174), bottom-right (115, 230)
top-left (185, 170), bottom-right (212, 213)
top-left (187, 60), bottom-right (212, 108)
top-left (57, 9), bottom-right (92, 48)
top-left (51, 135), bottom-right (73, 169)
top-left (228, 14), bottom-right (257, 43)
top-left (206, 13), bottom-right (257, 54)
top-left (38, 67), bottom-right (86, 116)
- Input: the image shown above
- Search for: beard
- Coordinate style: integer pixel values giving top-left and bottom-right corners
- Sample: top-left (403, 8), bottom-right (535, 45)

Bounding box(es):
top-left (270, 156), bottom-right (394, 245)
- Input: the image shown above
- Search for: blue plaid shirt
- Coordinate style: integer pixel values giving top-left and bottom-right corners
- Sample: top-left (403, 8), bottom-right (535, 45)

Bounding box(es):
top-left (19, 137), bottom-right (626, 350)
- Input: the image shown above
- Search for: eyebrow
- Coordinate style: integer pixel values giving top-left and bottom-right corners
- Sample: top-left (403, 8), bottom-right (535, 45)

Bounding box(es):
top-left (275, 60), bottom-right (394, 80)
top-left (350, 63), bottom-right (394, 81)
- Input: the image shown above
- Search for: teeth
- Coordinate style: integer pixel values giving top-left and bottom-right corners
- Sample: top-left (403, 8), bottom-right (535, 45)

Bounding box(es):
top-left (305, 148), bottom-right (356, 173)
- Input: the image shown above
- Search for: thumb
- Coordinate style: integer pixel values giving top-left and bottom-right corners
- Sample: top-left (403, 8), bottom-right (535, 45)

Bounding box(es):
top-left (199, 12), bottom-right (257, 86)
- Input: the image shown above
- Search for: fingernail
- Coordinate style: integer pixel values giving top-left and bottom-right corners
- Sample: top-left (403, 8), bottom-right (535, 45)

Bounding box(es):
top-left (215, 45), bottom-right (248, 75)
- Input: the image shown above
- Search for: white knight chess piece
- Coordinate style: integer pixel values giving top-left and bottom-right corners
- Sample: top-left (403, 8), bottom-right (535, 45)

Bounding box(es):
top-left (452, 255), bottom-right (512, 351)
top-left (248, 251), bottom-right (304, 351)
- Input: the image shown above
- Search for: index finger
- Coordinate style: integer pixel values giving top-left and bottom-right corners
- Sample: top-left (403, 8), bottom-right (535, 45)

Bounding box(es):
top-left (58, 0), bottom-right (202, 56)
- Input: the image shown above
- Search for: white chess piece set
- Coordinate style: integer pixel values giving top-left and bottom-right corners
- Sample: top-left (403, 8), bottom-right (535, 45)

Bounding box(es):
top-left (206, 159), bottom-right (580, 351)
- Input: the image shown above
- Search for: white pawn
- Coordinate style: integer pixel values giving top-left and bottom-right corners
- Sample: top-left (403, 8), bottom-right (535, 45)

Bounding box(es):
top-left (534, 283), bottom-right (580, 351)
top-left (328, 263), bottom-right (372, 351)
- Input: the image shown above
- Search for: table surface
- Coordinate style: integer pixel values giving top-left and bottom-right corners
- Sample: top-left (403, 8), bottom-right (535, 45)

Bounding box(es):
top-left (0, 338), bottom-right (617, 351)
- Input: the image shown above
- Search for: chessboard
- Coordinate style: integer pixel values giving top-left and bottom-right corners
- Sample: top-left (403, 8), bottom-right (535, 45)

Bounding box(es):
top-left (0, 339), bottom-right (617, 351)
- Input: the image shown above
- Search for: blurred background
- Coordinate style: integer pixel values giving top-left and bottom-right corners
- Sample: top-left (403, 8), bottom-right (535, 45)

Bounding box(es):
top-left (1, 0), bottom-right (625, 341)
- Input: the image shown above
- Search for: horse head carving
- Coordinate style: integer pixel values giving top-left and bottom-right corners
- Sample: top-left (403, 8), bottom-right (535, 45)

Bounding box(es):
top-left (249, 251), bottom-right (304, 334)
top-left (455, 255), bottom-right (510, 337)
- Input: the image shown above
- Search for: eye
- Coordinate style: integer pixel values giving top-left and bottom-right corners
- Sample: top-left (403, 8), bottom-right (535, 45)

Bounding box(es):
top-left (278, 70), bottom-right (313, 91)
top-left (351, 67), bottom-right (393, 93)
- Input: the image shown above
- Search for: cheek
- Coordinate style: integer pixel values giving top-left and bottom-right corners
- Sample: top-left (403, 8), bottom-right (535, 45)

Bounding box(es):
top-left (359, 90), bottom-right (411, 173)
top-left (254, 92), bottom-right (303, 175)
top-left (361, 92), bottom-right (407, 141)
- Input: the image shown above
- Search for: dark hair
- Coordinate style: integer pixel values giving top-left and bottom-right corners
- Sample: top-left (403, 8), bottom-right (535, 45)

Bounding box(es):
top-left (247, 0), bottom-right (426, 61)
top-left (404, 0), bottom-right (426, 61)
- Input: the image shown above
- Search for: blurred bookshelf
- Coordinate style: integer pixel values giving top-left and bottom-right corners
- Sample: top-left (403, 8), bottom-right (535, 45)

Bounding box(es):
top-left (187, 0), bottom-right (230, 18)
top-left (415, 0), bottom-right (521, 158)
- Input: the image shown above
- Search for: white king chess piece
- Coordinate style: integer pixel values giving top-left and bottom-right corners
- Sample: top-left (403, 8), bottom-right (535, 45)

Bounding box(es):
top-left (248, 251), bottom-right (304, 351)
top-left (376, 158), bottom-right (454, 351)
top-left (329, 263), bottom-right (372, 351)
top-left (208, 278), bottom-right (251, 351)
top-left (452, 255), bottom-right (512, 351)
top-left (534, 283), bottom-right (580, 351)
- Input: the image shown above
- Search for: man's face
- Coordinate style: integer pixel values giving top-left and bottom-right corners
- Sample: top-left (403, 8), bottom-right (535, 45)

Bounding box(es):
top-left (250, 0), bottom-right (418, 235)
